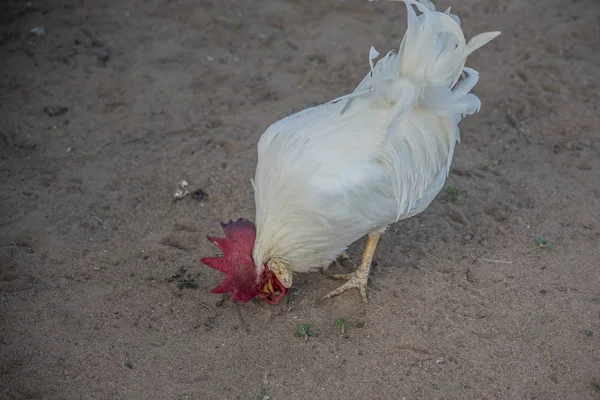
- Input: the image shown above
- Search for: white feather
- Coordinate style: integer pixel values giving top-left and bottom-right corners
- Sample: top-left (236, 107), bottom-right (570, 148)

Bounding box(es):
top-left (252, 0), bottom-right (500, 273)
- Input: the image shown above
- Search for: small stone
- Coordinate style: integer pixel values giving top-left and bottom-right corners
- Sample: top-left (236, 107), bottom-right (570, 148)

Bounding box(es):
top-left (30, 26), bottom-right (46, 36)
top-left (43, 106), bottom-right (68, 117)
top-left (576, 162), bottom-right (592, 171)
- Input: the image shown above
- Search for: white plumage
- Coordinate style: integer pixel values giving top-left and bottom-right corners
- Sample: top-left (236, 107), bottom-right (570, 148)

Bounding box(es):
top-left (251, 0), bottom-right (499, 295)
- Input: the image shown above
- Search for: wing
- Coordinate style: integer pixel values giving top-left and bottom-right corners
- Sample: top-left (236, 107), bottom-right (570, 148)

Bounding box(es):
top-left (252, 100), bottom-right (397, 272)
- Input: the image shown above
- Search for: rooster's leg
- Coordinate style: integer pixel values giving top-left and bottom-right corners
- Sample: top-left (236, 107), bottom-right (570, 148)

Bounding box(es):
top-left (337, 251), bottom-right (351, 262)
top-left (323, 232), bottom-right (381, 303)
top-left (325, 251), bottom-right (352, 271)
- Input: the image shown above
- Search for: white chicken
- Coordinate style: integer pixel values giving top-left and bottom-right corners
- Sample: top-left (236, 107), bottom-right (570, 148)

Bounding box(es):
top-left (201, 0), bottom-right (500, 304)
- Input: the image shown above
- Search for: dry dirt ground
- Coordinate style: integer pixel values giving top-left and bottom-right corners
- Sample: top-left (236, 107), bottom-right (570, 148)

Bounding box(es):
top-left (1, 0), bottom-right (599, 399)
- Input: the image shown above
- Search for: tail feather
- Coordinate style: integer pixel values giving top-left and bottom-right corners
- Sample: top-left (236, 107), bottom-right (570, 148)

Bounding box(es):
top-left (354, 0), bottom-right (500, 220)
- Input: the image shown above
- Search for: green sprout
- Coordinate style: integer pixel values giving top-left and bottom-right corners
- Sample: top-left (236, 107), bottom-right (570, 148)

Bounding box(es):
top-left (445, 186), bottom-right (463, 202)
top-left (536, 237), bottom-right (555, 249)
top-left (258, 370), bottom-right (270, 400)
top-left (296, 324), bottom-right (316, 341)
top-left (585, 329), bottom-right (593, 337)
top-left (232, 17), bottom-right (245, 31)
top-left (335, 318), bottom-right (346, 334)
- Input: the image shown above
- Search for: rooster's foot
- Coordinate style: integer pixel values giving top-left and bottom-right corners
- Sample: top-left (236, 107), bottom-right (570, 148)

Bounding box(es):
top-left (323, 233), bottom-right (381, 303)
top-left (324, 269), bottom-right (369, 303)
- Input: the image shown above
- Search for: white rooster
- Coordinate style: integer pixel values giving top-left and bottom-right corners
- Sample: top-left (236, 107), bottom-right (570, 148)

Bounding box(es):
top-left (201, 0), bottom-right (500, 304)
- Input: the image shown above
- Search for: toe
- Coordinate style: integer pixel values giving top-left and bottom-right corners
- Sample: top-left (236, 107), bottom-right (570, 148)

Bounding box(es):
top-left (324, 271), bottom-right (370, 302)
top-left (359, 285), bottom-right (368, 304)
top-left (329, 273), bottom-right (353, 281)
top-left (323, 280), bottom-right (353, 299)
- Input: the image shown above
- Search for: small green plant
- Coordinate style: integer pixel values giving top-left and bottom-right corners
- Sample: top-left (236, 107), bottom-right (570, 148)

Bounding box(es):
top-left (296, 324), bottom-right (316, 341)
top-left (258, 371), bottom-right (270, 400)
top-left (585, 328), bottom-right (593, 337)
top-left (259, 392), bottom-right (270, 400)
top-left (445, 186), bottom-right (463, 202)
top-left (232, 17), bottom-right (245, 31)
top-left (335, 318), bottom-right (346, 334)
top-left (536, 237), bottom-right (555, 249)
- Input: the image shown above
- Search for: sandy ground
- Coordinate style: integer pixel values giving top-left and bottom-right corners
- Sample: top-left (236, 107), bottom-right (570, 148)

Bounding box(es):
top-left (1, 0), bottom-right (599, 399)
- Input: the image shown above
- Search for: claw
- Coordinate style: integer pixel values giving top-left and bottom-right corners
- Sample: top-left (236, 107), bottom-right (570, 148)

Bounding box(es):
top-left (329, 273), bottom-right (353, 281)
top-left (323, 271), bottom-right (369, 303)
top-left (323, 233), bottom-right (380, 304)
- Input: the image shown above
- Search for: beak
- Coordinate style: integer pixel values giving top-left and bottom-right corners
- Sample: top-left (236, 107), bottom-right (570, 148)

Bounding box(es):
top-left (267, 258), bottom-right (293, 288)
top-left (258, 263), bottom-right (290, 305)
top-left (263, 279), bottom-right (276, 294)
top-left (259, 277), bottom-right (288, 305)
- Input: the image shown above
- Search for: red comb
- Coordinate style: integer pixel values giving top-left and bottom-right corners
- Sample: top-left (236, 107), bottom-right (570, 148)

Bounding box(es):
top-left (201, 218), bottom-right (261, 302)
